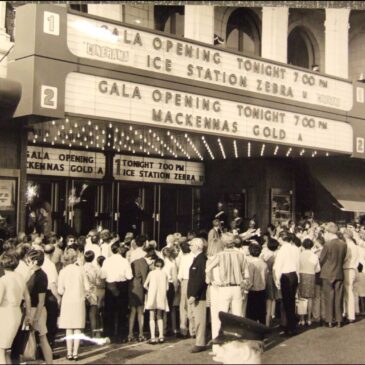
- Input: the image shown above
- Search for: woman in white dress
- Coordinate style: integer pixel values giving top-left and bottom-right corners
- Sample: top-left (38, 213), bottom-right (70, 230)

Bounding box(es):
top-left (0, 252), bottom-right (31, 364)
top-left (58, 248), bottom-right (89, 361)
top-left (144, 258), bottom-right (169, 344)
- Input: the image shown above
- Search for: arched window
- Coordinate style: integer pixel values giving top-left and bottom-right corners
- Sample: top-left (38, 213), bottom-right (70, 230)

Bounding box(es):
top-left (349, 10), bottom-right (365, 81)
top-left (288, 27), bottom-right (319, 70)
top-left (225, 8), bottom-right (261, 56)
top-left (69, 4), bottom-right (88, 13)
top-left (154, 6), bottom-right (184, 37)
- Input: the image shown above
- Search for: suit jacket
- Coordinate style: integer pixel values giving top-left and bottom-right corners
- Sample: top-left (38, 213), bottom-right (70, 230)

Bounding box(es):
top-left (320, 238), bottom-right (347, 282)
top-left (187, 252), bottom-right (207, 301)
top-left (208, 228), bottom-right (221, 243)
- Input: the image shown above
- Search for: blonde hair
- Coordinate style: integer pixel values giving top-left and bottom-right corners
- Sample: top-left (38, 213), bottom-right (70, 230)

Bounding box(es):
top-left (62, 248), bottom-right (78, 266)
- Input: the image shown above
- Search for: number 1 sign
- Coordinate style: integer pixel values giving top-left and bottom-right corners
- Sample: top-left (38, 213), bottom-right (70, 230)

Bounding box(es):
top-left (43, 11), bottom-right (60, 36)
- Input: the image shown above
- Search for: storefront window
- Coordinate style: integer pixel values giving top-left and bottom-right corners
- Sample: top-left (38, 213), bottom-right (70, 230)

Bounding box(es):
top-left (0, 178), bottom-right (17, 239)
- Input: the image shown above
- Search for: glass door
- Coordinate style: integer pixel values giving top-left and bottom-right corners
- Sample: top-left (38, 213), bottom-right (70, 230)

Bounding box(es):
top-left (68, 180), bottom-right (98, 236)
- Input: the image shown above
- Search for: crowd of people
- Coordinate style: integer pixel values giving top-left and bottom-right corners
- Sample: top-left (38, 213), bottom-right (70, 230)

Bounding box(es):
top-left (1, 204), bottom-right (365, 364)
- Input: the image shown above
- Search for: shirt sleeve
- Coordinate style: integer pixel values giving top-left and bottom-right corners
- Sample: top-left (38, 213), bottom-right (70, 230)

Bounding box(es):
top-left (273, 249), bottom-right (283, 286)
top-left (125, 260), bottom-right (133, 281)
top-left (144, 272), bottom-right (151, 290)
top-left (58, 270), bottom-right (65, 296)
top-left (38, 272), bottom-right (48, 294)
top-left (205, 254), bottom-right (219, 274)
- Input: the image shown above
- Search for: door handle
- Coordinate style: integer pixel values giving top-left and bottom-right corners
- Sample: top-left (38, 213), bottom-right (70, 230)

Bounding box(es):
top-left (156, 213), bottom-right (160, 222)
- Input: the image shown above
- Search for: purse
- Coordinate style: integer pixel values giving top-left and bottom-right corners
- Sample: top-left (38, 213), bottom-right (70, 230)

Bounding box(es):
top-left (22, 330), bottom-right (36, 362)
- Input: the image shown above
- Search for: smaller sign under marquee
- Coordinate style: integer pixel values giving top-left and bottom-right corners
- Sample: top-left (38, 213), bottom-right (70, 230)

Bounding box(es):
top-left (27, 146), bottom-right (105, 179)
top-left (114, 154), bottom-right (205, 186)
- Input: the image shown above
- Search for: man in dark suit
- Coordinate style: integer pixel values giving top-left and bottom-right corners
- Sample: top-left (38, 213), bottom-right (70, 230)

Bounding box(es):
top-left (188, 238), bottom-right (208, 353)
top-left (123, 196), bottom-right (148, 236)
top-left (320, 222), bottom-right (348, 328)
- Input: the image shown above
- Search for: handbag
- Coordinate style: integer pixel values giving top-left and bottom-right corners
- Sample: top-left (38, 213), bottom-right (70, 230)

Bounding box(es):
top-left (22, 330), bottom-right (36, 362)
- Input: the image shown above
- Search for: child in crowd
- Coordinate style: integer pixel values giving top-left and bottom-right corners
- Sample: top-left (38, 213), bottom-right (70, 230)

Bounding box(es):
top-left (144, 258), bottom-right (169, 344)
top-left (246, 243), bottom-right (268, 325)
top-left (96, 255), bottom-right (106, 337)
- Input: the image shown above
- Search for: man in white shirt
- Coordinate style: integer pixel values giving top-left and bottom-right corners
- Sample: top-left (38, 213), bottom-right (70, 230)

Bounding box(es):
top-left (177, 239), bottom-right (195, 338)
top-left (101, 241), bottom-right (133, 343)
top-left (84, 230), bottom-right (102, 265)
top-left (273, 231), bottom-right (300, 336)
top-left (343, 229), bottom-right (360, 323)
top-left (42, 244), bottom-right (61, 349)
top-left (128, 235), bottom-right (146, 263)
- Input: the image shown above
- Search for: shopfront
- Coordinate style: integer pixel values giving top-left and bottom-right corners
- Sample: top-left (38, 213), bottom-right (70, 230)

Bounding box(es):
top-left (6, 4), bottom-right (365, 239)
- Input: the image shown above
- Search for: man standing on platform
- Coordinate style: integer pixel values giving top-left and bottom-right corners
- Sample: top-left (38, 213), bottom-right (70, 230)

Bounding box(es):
top-left (188, 238), bottom-right (208, 353)
top-left (208, 219), bottom-right (222, 244)
top-left (320, 222), bottom-right (347, 328)
top-left (213, 202), bottom-right (227, 231)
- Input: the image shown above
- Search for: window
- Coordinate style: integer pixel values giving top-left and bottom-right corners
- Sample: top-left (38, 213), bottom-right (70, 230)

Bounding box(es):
top-left (225, 8), bottom-right (261, 56)
top-left (288, 27), bottom-right (319, 70)
top-left (154, 5), bottom-right (184, 37)
top-left (69, 4), bottom-right (88, 13)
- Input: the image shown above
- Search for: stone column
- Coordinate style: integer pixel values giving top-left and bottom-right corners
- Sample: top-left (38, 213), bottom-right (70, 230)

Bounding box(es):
top-left (87, 4), bottom-right (124, 22)
top-left (261, 7), bottom-right (289, 62)
top-left (184, 5), bottom-right (214, 44)
top-left (325, 8), bottom-right (350, 79)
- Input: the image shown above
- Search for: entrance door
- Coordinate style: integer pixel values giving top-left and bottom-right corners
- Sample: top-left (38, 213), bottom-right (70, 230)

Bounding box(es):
top-left (68, 180), bottom-right (98, 236)
top-left (26, 178), bottom-right (67, 236)
top-left (158, 186), bottom-right (196, 246)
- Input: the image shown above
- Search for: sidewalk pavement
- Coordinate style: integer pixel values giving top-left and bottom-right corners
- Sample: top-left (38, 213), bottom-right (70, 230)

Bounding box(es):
top-left (49, 317), bottom-right (365, 364)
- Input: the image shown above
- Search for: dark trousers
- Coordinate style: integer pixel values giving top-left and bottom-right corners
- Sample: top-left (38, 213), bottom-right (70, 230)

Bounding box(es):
top-left (45, 290), bottom-right (59, 348)
top-left (246, 290), bottom-right (266, 325)
top-left (322, 279), bottom-right (344, 324)
top-left (280, 272), bottom-right (298, 332)
top-left (104, 281), bottom-right (129, 340)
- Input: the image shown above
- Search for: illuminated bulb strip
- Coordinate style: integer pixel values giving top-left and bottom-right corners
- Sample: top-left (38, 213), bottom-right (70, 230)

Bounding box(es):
top-left (326, 152), bottom-right (330, 157)
top-left (201, 136), bottom-right (214, 160)
top-left (311, 150), bottom-right (318, 157)
top-left (260, 144), bottom-right (266, 157)
top-left (286, 147), bottom-right (292, 157)
top-left (185, 134), bottom-right (203, 161)
top-left (247, 142), bottom-right (251, 158)
top-left (300, 149), bottom-right (305, 156)
top-left (274, 146), bottom-right (279, 156)
top-left (233, 140), bottom-right (238, 158)
top-left (218, 139), bottom-right (226, 159)
top-left (168, 131), bottom-right (189, 159)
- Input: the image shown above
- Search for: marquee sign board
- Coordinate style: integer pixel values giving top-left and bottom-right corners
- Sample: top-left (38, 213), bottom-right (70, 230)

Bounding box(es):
top-left (27, 145), bottom-right (105, 179)
top-left (65, 13), bottom-right (353, 112)
top-left (114, 154), bottom-right (205, 186)
top-left (10, 4), bottom-right (355, 118)
top-left (65, 72), bottom-right (353, 153)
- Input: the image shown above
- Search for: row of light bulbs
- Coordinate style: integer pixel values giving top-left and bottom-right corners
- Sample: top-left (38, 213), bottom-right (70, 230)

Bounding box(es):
top-left (32, 119), bottom-right (333, 160)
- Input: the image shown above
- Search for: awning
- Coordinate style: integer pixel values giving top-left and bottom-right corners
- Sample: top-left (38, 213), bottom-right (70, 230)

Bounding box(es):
top-left (0, 78), bottom-right (21, 122)
top-left (307, 158), bottom-right (365, 213)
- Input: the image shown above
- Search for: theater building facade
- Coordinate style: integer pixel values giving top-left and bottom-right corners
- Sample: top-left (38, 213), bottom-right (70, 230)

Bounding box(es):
top-left (1, 3), bottom-right (365, 241)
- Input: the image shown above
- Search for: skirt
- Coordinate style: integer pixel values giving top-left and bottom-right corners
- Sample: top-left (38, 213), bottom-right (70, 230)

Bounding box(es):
top-left (299, 273), bottom-right (316, 299)
top-left (266, 273), bottom-right (282, 301)
top-left (58, 299), bottom-right (86, 330)
top-left (0, 306), bottom-right (21, 349)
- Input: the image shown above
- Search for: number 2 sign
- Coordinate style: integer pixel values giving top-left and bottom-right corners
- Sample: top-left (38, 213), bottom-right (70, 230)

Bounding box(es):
top-left (41, 85), bottom-right (58, 109)
top-left (43, 11), bottom-right (60, 36)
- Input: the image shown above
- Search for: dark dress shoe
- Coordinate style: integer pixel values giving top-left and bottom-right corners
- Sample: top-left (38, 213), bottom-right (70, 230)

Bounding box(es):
top-left (191, 346), bottom-right (207, 353)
